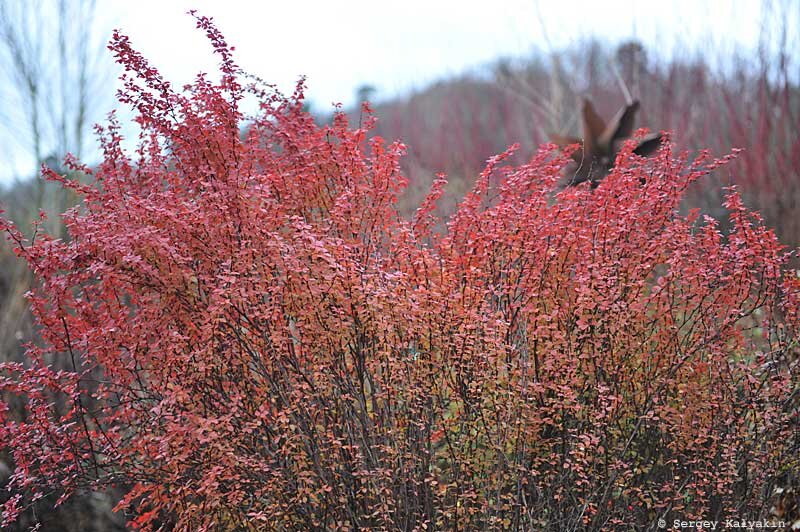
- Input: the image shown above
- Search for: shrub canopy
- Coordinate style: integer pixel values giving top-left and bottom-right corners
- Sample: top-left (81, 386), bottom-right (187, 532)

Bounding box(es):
top-left (1, 14), bottom-right (798, 531)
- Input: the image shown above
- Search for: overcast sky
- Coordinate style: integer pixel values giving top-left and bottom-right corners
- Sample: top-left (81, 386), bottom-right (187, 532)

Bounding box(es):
top-left (100, 0), bottom-right (779, 107)
top-left (0, 0), bottom-right (796, 183)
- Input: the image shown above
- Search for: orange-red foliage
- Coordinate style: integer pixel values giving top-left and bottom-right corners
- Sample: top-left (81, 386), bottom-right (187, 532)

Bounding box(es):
top-left (1, 15), bottom-right (797, 531)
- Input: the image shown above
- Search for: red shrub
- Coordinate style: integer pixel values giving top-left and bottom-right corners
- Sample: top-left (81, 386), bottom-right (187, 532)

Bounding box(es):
top-left (1, 15), bottom-right (798, 531)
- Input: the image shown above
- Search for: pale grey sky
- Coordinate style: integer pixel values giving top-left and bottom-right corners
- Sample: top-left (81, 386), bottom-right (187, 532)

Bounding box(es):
top-left (101, 0), bottom-right (774, 106)
top-left (0, 0), bottom-right (795, 183)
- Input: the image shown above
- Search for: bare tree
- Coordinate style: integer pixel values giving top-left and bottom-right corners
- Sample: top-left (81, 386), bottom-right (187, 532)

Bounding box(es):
top-left (0, 0), bottom-right (109, 172)
top-left (0, 0), bottom-right (112, 350)
top-left (0, 0), bottom-right (112, 240)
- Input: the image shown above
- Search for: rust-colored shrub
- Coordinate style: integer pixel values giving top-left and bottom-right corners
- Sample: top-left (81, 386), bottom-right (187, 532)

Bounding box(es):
top-left (1, 15), bottom-right (797, 531)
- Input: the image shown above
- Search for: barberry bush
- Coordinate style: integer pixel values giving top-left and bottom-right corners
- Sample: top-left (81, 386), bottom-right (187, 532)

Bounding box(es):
top-left (1, 14), bottom-right (798, 531)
